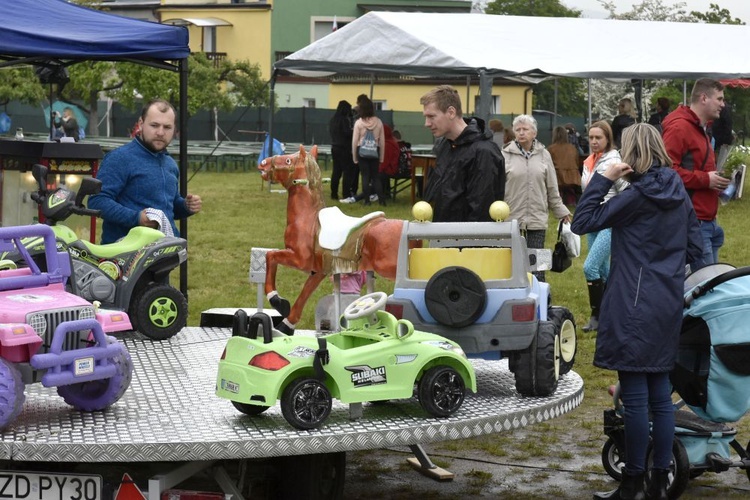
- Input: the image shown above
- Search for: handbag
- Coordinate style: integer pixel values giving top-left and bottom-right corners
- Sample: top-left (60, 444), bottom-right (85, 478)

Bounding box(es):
top-left (551, 220), bottom-right (572, 273)
top-left (560, 221), bottom-right (581, 258)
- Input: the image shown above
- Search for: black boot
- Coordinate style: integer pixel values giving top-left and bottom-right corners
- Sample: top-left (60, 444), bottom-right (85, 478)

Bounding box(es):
top-left (646, 469), bottom-right (669, 500)
top-left (594, 471), bottom-right (645, 500)
top-left (583, 279), bottom-right (605, 332)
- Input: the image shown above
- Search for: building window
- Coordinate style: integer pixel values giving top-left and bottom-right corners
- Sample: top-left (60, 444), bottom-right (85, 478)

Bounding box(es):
top-left (311, 16), bottom-right (355, 43)
top-left (373, 100), bottom-right (387, 111)
top-left (473, 95), bottom-right (501, 114)
top-left (303, 98), bottom-right (316, 108)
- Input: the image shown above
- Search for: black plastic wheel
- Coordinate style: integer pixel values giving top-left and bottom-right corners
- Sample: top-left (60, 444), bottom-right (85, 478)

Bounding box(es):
top-left (232, 400), bottom-right (270, 416)
top-left (424, 266), bottom-right (486, 328)
top-left (513, 321), bottom-right (559, 397)
top-left (548, 306), bottom-right (577, 375)
top-left (281, 377), bottom-right (332, 430)
top-left (602, 437), bottom-right (625, 481)
top-left (130, 284), bottom-right (188, 340)
top-left (418, 365), bottom-right (465, 417)
top-left (646, 437), bottom-right (690, 500)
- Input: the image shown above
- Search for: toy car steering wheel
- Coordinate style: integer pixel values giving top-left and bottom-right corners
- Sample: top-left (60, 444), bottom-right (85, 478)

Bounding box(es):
top-left (343, 292), bottom-right (387, 320)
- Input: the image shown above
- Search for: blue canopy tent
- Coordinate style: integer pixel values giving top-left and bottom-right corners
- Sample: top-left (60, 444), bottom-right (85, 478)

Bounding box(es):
top-left (0, 0), bottom-right (192, 294)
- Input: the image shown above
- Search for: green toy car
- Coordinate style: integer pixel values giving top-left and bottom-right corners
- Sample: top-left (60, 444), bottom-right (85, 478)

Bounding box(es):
top-left (216, 292), bottom-right (477, 430)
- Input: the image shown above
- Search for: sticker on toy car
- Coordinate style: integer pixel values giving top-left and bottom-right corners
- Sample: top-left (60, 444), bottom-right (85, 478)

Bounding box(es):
top-left (7, 294), bottom-right (54, 303)
top-left (347, 365), bottom-right (387, 387)
top-left (287, 346), bottom-right (316, 358)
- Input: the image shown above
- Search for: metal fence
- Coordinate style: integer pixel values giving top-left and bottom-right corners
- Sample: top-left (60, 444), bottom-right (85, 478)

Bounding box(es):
top-left (1, 100), bottom-right (585, 149)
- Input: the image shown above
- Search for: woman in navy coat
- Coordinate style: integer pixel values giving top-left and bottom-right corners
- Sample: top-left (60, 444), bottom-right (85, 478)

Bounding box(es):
top-left (571, 123), bottom-right (703, 500)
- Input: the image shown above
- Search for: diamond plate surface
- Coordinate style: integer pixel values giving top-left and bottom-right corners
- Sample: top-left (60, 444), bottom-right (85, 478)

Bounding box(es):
top-left (0, 327), bottom-right (583, 462)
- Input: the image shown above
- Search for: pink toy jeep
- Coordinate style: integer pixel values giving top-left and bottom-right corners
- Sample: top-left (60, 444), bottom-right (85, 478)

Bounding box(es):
top-left (0, 224), bottom-right (133, 430)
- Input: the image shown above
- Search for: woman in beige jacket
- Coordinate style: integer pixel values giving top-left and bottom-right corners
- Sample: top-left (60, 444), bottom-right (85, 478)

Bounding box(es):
top-left (502, 115), bottom-right (571, 281)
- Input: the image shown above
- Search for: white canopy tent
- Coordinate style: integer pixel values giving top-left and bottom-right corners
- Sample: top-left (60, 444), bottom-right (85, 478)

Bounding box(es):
top-left (277, 12), bottom-right (750, 80)
top-left (274, 12), bottom-right (750, 129)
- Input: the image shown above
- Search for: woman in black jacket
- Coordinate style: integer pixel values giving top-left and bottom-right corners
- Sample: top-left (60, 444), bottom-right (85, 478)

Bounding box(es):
top-left (329, 100), bottom-right (356, 200)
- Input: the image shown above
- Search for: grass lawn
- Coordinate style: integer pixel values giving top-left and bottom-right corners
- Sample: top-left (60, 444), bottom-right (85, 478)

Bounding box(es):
top-left (181, 158), bottom-right (750, 496)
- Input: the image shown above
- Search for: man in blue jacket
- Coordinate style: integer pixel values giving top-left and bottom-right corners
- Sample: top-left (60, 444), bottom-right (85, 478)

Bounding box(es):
top-left (89, 99), bottom-right (202, 244)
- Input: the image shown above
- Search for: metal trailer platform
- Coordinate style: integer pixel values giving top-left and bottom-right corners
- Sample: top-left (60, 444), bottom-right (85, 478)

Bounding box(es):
top-left (0, 326), bottom-right (583, 498)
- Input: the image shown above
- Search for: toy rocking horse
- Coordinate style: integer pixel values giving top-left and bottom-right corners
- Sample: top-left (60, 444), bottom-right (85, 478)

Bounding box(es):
top-left (258, 145), bottom-right (406, 334)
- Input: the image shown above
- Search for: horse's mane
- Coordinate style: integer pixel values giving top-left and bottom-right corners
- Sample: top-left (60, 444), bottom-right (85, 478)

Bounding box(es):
top-left (303, 151), bottom-right (324, 208)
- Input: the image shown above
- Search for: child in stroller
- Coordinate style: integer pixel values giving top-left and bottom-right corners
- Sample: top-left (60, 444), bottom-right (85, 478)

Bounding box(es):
top-left (601, 264), bottom-right (750, 499)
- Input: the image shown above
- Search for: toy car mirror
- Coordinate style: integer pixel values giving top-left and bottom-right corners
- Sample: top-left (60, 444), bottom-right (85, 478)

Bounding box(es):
top-left (32, 164), bottom-right (49, 193)
top-left (76, 177), bottom-right (102, 207)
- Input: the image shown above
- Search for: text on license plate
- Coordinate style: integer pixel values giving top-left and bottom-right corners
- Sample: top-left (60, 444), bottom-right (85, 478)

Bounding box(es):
top-left (0, 470), bottom-right (102, 499)
top-left (74, 356), bottom-right (95, 376)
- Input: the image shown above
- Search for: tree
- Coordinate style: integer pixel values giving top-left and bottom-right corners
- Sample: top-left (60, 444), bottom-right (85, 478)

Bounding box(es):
top-left (0, 67), bottom-right (46, 107)
top-left (486, 0), bottom-right (580, 17)
top-left (691, 3), bottom-right (745, 25)
top-left (599, 0), bottom-right (691, 21)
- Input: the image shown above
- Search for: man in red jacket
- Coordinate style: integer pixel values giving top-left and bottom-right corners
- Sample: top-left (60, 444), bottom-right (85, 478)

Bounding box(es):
top-left (662, 78), bottom-right (730, 268)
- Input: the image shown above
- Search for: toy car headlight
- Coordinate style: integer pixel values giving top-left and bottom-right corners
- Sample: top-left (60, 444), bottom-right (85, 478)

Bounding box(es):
top-left (27, 313), bottom-right (47, 337)
top-left (78, 306), bottom-right (96, 320)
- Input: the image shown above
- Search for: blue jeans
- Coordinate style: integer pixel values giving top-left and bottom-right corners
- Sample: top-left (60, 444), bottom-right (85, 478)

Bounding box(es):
top-left (618, 371), bottom-right (675, 473)
top-left (698, 219), bottom-right (724, 266)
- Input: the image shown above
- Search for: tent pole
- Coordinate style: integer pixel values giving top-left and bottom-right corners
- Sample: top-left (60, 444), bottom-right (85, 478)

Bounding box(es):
top-left (178, 58), bottom-right (189, 298)
top-left (466, 76), bottom-right (471, 115)
top-left (477, 70), bottom-right (492, 126)
top-left (553, 78), bottom-right (558, 129)
top-left (587, 79), bottom-right (592, 133)
top-left (369, 73), bottom-right (374, 100)
top-left (268, 69), bottom-right (278, 192)
top-left (683, 80), bottom-right (687, 105)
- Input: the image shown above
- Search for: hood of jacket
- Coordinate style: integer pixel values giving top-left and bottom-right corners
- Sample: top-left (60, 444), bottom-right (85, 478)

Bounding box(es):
top-left (453, 117), bottom-right (492, 146)
top-left (630, 164), bottom-right (685, 210)
top-left (661, 104), bottom-right (702, 131)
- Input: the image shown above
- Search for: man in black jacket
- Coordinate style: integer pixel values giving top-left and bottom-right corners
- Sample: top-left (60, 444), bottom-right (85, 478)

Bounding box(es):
top-left (420, 85), bottom-right (505, 222)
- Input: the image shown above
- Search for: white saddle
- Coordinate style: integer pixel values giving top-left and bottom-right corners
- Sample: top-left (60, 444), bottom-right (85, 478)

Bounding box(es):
top-left (318, 206), bottom-right (384, 251)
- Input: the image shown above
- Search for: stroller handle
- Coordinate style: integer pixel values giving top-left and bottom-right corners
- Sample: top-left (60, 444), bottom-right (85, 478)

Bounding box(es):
top-left (685, 266), bottom-right (750, 307)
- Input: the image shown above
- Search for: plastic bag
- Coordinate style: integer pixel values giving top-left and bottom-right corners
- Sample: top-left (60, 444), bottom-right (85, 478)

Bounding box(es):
top-left (561, 221), bottom-right (580, 258)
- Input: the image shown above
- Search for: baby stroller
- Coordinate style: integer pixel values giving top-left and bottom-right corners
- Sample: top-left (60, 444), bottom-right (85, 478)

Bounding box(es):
top-left (601, 264), bottom-right (750, 499)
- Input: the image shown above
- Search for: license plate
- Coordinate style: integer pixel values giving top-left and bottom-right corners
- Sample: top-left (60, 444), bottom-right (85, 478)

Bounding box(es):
top-left (74, 356), bottom-right (95, 376)
top-left (0, 470), bottom-right (102, 499)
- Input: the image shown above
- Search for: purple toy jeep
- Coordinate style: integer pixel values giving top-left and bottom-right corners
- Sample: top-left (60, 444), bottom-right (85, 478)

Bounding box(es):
top-left (0, 224), bottom-right (133, 430)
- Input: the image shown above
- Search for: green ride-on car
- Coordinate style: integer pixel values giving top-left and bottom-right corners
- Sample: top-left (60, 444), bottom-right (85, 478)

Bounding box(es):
top-left (216, 292), bottom-right (477, 430)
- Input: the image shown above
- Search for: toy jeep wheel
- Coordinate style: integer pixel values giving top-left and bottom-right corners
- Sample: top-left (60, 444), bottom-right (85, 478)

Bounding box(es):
top-left (131, 284), bottom-right (187, 340)
top-left (281, 377), bottom-right (332, 430)
top-left (548, 307), bottom-right (577, 375)
top-left (232, 401), bottom-right (270, 416)
top-left (418, 365), bottom-right (466, 417)
top-left (425, 266), bottom-right (486, 328)
top-left (513, 321), bottom-right (559, 397)
top-left (0, 358), bottom-right (25, 430)
top-left (58, 342), bottom-right (133, 411)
